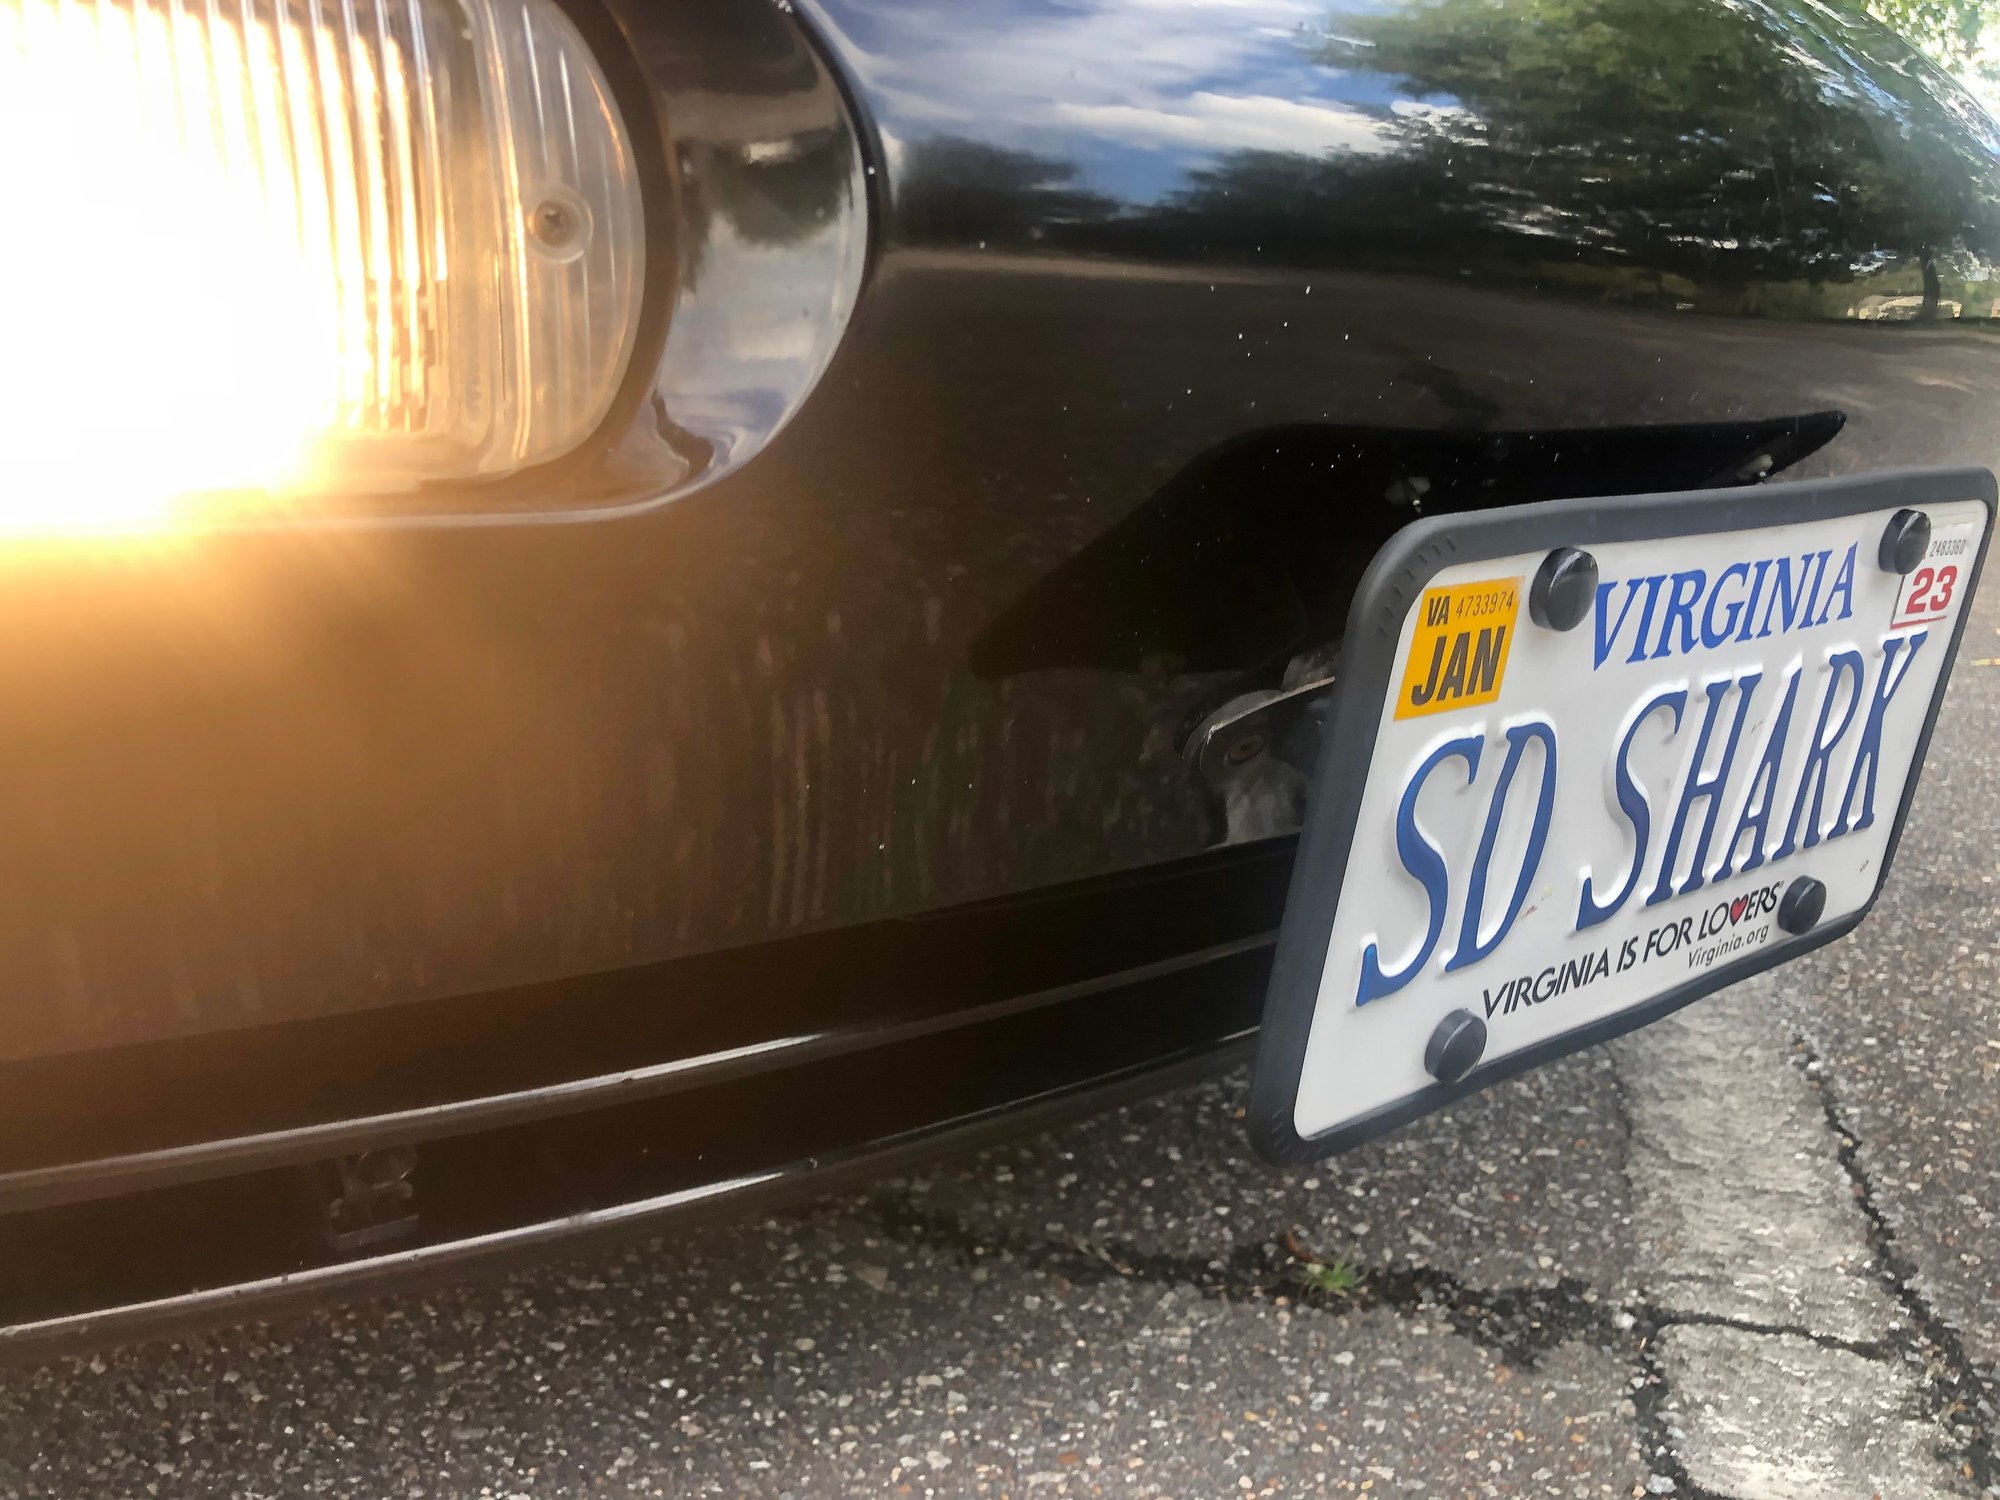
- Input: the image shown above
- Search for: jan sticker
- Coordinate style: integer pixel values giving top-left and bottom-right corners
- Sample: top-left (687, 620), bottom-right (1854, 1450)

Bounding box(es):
top-left (1395, 577), bottom-right (1521, 719)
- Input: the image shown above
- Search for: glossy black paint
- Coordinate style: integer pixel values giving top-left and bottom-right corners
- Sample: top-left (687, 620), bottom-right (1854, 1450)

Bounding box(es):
top-left (6, 0), bottom-right (1998, 1063)
top-left (5, 0), bottom-right (2000, 1332)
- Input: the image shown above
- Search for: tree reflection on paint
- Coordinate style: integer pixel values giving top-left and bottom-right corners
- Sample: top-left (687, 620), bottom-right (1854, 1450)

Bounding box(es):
top-left (880, 0), bottom-right (2000, 320)
top-left (1144, 0), bottom-right (2000, 317)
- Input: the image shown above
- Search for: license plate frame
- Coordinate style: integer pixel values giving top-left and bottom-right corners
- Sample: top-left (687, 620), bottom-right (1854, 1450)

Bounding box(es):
top-left (1249, 468), bottom-right (1996, 1164)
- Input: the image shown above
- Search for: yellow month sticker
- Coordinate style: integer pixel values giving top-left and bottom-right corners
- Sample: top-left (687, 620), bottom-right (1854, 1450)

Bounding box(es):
top-left (1394, 577), bottom-right (1522, 719)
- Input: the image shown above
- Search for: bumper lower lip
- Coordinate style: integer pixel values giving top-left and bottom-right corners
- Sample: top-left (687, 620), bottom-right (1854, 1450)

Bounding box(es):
top-left (0, 845), bottom-right (1289, 1355)
top-left (0, 1030), bottom-right (1253, 1361)
top-left (0, 931), bottom-right (1274, 1217)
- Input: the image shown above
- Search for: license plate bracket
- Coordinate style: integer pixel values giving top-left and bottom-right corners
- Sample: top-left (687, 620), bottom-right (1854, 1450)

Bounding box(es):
top-left (1249, 469), bottom-right (1995, 1164)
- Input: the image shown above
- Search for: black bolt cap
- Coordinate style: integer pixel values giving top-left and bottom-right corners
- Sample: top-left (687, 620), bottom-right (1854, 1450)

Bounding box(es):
top-left (1424, 1009), bottom-right (1487, 1086)
top-left (1529, 547), bottom-right (1598, 631)
top-left (1778, 876), bottom-right (1827, 936)
top-left (1879, 509), bottom-right (1930, 574)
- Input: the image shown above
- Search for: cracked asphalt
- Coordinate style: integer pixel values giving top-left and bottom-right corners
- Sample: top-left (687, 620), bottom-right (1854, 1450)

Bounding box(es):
top-left (2, 540), bottom-right (1999, 1495)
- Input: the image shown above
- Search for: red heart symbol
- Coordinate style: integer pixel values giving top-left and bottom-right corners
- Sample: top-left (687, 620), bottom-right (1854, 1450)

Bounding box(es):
top-left (1730, 897), bottom-right (1747, 923)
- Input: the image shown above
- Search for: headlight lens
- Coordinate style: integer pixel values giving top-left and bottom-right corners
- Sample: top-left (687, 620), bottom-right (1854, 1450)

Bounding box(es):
top-left (0, 0), bottom-right (642, 528)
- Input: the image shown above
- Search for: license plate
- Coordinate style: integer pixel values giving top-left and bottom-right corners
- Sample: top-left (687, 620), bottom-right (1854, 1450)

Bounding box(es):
top-left (1249, 470), bottom-right (1995, 1162)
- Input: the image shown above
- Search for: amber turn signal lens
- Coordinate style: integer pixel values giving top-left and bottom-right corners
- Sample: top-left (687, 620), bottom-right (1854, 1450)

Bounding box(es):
top-left (0, 0), bottom-right (642, 528)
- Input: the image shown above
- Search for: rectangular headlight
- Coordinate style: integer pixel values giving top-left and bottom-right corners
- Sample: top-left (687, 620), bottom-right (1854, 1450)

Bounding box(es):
top-left (0, 0), bottom-right (643, 527)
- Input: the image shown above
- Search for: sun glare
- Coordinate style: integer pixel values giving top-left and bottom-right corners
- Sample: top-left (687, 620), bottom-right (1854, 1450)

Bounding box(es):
top-left (0, 0), bottom-right (424, 531)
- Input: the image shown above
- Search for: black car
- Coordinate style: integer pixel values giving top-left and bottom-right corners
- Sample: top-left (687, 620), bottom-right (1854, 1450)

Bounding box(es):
top-left (0, 0), bottom-right (1995, 1350)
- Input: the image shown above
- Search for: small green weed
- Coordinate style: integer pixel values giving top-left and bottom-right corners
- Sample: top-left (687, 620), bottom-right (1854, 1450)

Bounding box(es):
top-left (1301, 1258), bottom-right (1365, 1297)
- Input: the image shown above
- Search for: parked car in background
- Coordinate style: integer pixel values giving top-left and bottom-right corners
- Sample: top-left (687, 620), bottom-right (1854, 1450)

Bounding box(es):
top-left (1852, 294), bottom-right (1968, 318)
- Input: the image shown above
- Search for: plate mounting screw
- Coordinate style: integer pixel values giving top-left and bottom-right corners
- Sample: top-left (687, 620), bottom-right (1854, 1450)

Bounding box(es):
top-left (1529, 547), bottom-right (1597, 631)
top-left (1224, 732), bottom-right (1266, 766)
top-left (1879, 509), bottom-right (1930, 574)
top-left (1424, 1009), bottom-right (1486, 1085)
top-left (1777, 875), bottom-right (1826, 935)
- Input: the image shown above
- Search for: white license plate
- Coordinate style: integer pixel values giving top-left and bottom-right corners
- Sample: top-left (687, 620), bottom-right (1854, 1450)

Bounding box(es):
top-left (1250, 471), bottom-right (1994, 1162)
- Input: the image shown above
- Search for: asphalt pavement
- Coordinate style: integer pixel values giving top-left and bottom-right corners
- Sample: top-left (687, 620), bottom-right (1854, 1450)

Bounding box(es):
top-left (1, 553), bottom-right (1998, 1496)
